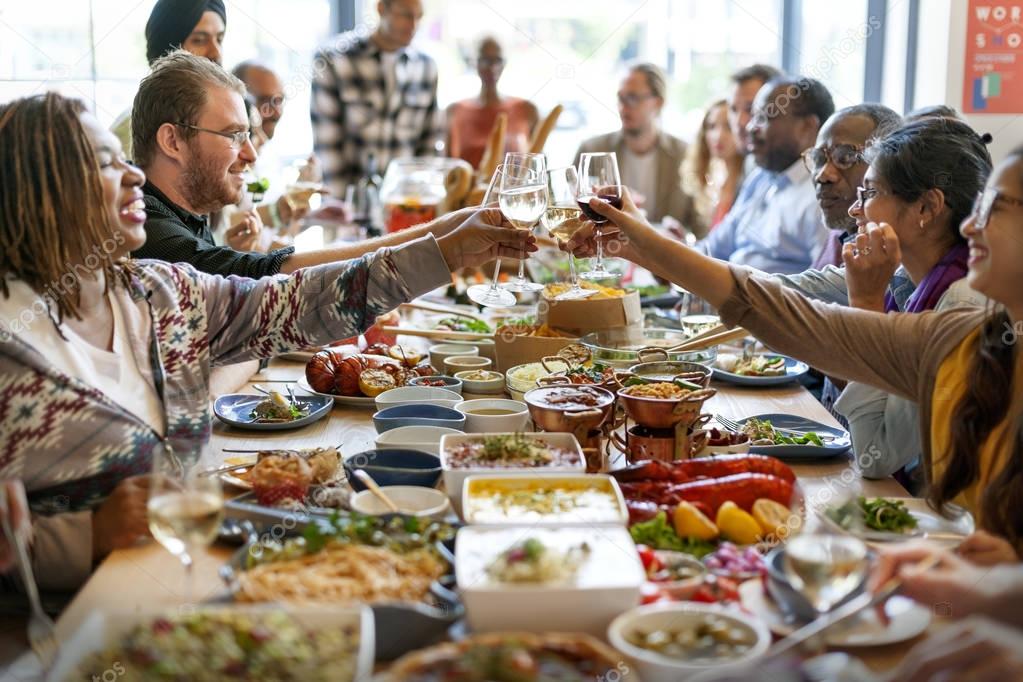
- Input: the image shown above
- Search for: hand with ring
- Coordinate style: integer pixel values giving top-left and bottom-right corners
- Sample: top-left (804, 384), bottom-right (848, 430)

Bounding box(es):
top-left (226, 210), bottom-right (264, 253)
top-left (842, 221), bottom-right (901, 312)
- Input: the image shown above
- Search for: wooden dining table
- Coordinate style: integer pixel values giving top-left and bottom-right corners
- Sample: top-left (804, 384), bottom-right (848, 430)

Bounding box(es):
top-left (3, 356), bottom-right (933, 677)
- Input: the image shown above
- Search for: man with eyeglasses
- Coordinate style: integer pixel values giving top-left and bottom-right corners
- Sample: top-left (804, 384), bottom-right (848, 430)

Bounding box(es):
top-left (573, 63), bottom-right (701, 227)
top-left (131, 51), bottom-right (514, 280)
top-left (698, 76), bottom-right (834, 274)
top-left (312, 0), bottom-right (441, 196)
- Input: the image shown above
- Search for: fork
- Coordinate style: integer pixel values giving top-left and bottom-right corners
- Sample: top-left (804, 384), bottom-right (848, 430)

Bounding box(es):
top-left (714, 414), bottom-right (837, 443)
top-left (0, 486), bottom-right (58, 669)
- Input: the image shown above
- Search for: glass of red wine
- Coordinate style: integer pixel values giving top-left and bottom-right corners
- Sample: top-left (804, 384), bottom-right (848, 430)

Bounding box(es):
top-left (576, 152), bottom-right (624, 280)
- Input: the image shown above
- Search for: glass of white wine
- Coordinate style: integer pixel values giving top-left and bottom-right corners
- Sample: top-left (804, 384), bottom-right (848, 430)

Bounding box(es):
top-left (466, 164), bottom-right (538, 308)
top-left (147, 443), bottom-right (224, 604)
top-left (783, 533), bottom-right (869, 614)
top-left (542, 166), bottom-right (597, 301)
top-left (499, 153), bottom-right (547, 293)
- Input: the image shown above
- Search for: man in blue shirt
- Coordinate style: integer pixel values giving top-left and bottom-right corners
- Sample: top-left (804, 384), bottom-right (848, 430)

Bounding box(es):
top-left (700, 77), bottom-right (834, 274)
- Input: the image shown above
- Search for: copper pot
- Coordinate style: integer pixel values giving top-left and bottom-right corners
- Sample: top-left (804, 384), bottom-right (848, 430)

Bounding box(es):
top-left (523, 384), bottom-right (616, 435)
top-left (617, 387), bottom-right (716, 429)
top-left (611, 423), bottom-right (711, 464)
top-left (623, 361), bottom-right (712, 388)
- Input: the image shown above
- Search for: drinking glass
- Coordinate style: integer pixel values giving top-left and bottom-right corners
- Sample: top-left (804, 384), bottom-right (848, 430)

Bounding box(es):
top-left (542, 166), bottom-right (596, 300)
top-left (783, 533), bottom-right (869, 614)
top-left (576, 152), bottom-right (624, 280)
top-left (500, 153), bottom-right (547, 293)
top-left (147, 443), bottom-right (224, 604)
top-left (466, 164), bottom-right (538, 308)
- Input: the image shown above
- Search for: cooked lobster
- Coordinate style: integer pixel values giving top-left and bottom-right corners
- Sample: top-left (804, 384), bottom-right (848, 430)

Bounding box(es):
top-left (611, 455), bottom-right (795, 485)
top-left (619, 472), bottom-right (794, 514)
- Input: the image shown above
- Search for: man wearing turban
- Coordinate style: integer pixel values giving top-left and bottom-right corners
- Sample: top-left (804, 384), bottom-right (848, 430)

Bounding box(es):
top-left (111, 0), bottom-right (228, 153)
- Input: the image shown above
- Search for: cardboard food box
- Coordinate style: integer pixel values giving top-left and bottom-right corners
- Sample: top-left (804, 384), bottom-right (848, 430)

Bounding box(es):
top-left (493, 324), bottom-right (579, 374)
top-left (537, 288), bottom-right (643, 336)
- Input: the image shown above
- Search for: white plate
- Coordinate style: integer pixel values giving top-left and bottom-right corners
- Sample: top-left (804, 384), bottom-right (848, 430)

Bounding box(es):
top-left (296, 376), bottom-right (376, 407)
top-left (48, 604), bottom-right (374, 682)
top-left (820, 497), bottom-right (975, 545)
top-left (739, 579), bottom-right (931, 647)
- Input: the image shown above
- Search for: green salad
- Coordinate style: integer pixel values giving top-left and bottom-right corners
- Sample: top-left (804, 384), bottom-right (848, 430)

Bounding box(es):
top-left (629, 512), bottom-right (716, 557)
top-left (826, 496), bottom-right (919, 533)
top-left (741, 417), bottom-right (824, 446)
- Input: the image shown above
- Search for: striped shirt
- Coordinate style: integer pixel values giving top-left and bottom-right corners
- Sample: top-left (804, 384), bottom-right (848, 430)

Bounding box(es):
top-left (311, 32), bottom-right (441, 195)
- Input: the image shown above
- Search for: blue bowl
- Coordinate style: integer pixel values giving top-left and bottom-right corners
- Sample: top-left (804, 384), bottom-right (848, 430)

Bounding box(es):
top-left (373, 404), bottom-right (467, 434)
top-left (343, 449), bottom-right (442, 490)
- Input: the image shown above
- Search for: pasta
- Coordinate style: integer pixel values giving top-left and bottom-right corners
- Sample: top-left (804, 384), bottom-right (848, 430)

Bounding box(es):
top-left (236, 544), bottom-right (445, 605)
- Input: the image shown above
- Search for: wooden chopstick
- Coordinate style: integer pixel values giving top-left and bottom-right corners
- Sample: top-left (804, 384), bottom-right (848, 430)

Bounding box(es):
top-left (679, 322), bottom-right (729, 346)
top-left (671, 327), bottom-right (750, 353)
top-left (380, 325), bottom-right (493, 341)
top-left (399, 301), bottom-right (488, 323)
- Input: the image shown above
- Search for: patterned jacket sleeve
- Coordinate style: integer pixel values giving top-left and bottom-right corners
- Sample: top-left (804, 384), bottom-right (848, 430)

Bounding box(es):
top-left (198, 236), bottom-right (450, 365)
top-left (311, 49), bottom-right (347, 197)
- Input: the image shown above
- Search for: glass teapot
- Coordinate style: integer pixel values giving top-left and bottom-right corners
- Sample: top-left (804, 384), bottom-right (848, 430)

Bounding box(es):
top-left (379, 157), bottom-right (469, 233)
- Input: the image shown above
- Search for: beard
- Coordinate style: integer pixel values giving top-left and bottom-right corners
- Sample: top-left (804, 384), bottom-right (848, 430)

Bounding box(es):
top-left (180, 147), bottom-right (242, 214)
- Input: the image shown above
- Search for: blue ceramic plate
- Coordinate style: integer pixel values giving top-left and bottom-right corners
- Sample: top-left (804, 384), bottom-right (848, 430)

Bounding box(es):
top-left (742, 412), bottom-right (851, 459)
top-left (213, 393), bottom-right (333, 431)
top-left (712, 355), bottom-right (809, 386)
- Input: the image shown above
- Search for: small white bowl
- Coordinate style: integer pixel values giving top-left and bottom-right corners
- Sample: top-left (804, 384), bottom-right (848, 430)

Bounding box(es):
top-left (374, 425), bottom-right (463, 454)
top-left (429, 343), bottom-right (479, 373)
top-left (349, 485), bottom-right (451, 519)
top-left (444, 355), bottom-right (492, 375)
top-left (607, 602), bottom-right (771, 682)
top-left (442, 338), bottom-right (497, 362)
top-left (374, 386), bottom-right (463, 411)
top-left (454, 369), bottom-right (505, 395)
top-left (456, 398), bottom-right (530, 433)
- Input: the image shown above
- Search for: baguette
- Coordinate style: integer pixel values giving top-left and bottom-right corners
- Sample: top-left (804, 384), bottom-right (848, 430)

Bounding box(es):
top-left (528, 104), bottom-right (563, 153)
top-left (476, 111), bottom-right (508, 184)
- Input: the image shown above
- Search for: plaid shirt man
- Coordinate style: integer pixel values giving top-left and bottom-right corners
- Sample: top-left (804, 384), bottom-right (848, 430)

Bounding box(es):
top-left (311, 32), bottom-right (441, 195)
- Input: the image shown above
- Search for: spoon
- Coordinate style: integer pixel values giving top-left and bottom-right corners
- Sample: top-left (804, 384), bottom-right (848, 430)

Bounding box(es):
top-left (352, 470), bottom-right (401, 514)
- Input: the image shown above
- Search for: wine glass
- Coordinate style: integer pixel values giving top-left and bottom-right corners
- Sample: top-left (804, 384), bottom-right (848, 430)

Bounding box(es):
top-left (147, 443), bottom-right (224, 604)
top-left (466, 164), bottom-right (539, 308)
top-left (499, 153), bottom-right (547, 293)
top-left (577, 152), bottom-right (624, 280)
top-left (542, 166), bottom-right (596, 300)
top-left (785, 498), bottom-right (867, 617)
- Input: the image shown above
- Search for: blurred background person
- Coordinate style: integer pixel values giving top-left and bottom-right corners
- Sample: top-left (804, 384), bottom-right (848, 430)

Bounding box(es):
top-left (111, 0), bottom-right (227, 155)
top-left (312, 0), bottom-right (441, 196)
top-left (699, 76), bottom-right (833, 274)
top-left (446, 36), bottom-right (538, 168)
top-left (727, 63), bottom-right (782, 176)
top-left (679, 99), bottom-right (744, 236)
top-left (232, 60), bottom-right (285, 147)
top-left (574, 62), bottom-right (701, 230)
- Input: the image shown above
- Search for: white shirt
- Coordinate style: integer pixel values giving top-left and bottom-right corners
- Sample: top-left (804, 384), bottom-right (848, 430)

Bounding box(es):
top-left (0, 280), bottom-right (165, 435)
top-left (619, 146), bottom-right (660, 219)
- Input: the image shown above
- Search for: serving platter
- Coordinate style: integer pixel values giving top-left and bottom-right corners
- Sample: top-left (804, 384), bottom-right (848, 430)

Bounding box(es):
top-left (742, 413), bottom-right (852, 459)
top-left (213, 393), bottom-right (333, 431)
top-left (713, 354), bottom-right (809, 386)
top-left (819, 497), bottom-right (975, 544)
top-left (296, 376), bottom-right (377, 407)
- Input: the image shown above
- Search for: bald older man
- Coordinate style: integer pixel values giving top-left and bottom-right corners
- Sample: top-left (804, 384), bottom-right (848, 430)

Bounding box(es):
top-left (233, 60), bottom-right (285, 144)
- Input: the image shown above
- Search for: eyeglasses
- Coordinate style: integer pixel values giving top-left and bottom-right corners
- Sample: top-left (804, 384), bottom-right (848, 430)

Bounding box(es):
top-left (618, 93), bottom-right (656, 108)
top-left (174, 123), bottom-right (252, 149)
top-left (478, 57), bottom-right (505, 67)
top-left (854, 186), bottom-right (883, 206)
top-left (802, 144), bottom-right (864, 174)
top-left (971, 187), bottom-right (1023, 230)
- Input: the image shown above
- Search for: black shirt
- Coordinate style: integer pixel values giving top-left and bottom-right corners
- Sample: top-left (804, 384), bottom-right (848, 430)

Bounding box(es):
top-left (133, 181), bottom-right (294, 278)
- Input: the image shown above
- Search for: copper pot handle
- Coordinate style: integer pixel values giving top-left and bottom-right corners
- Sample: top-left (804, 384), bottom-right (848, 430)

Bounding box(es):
top-left (563, 408), bottom-right (604, 422)
top-left (610, 429), bottom-right (628, 452)
top-left (692, 413), bottom-right (713, 430)
top-left (541, 355), bottom-right (571, 373)
top-left (610, 370), bottom-right (633, 390)
top-left (636, 347), bottom-right (669, 363)
top-left (536, 375), bottom-right (571, 387)
top-left (683, 387), bottom-right (717, 402)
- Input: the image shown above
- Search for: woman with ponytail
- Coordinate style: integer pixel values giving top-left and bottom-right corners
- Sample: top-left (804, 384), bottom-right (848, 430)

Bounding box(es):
top-left (566, 144), bottom-right (1023, 559)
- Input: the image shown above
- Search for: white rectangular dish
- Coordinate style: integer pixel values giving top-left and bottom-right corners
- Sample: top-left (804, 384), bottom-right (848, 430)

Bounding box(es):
top-left (455, 525), bottom-right (643, 636)
top-left (438, 432), bottom-right (586, 512)
top-left (461, 473), bottom-right (628, 526)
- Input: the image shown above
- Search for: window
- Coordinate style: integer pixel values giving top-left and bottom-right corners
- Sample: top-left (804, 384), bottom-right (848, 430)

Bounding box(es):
top-left (797, 0), bottom-right (871, 108)
top-left (0, 0), bottom-right (331, 165)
